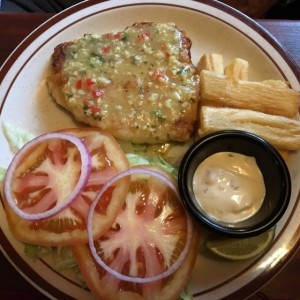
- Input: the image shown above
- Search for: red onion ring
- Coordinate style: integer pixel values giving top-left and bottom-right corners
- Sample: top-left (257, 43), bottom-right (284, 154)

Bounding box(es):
top-left (4, 132), bottom-right (91, 221)
top-left (87, 167), bottom-right (193, 283)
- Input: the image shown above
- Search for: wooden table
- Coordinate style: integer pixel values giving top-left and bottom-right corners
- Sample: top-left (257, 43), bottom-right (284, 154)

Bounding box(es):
top-left (0, 12), bottom-right (299, 300)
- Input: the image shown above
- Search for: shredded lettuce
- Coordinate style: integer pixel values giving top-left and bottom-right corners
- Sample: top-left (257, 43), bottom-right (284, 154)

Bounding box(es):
top-left (24, 244), bottom-right (86, 287)
top-left (52, 247), bottom-right (78, 272)
top-left (179, 283), bottom-right (194, 300)
top-left (119, 140), bottom-right (191, 178)
top-left (126, 152), bottom-right (178, 177)
top-left (2, 122), bottom-right (35, 153)
top-left (25, 244), bottom-right (75, 271)
top-left (117, 140), bottom-right (148, 153)
top-left (1, 122), bottom-right (35, 183)
top-left (24, 244), bottom-right (52, 261)
top-left (149, 153), bottom-right (178, 176)
top-left (24, 244), bottom-right (78, 271)
top-left (0, 167), bottom-right (6, 183)
top-left (126, 153), bottom-right (150, 166)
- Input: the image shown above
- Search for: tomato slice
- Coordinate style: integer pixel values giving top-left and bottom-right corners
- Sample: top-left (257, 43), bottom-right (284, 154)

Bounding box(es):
top-left (4, 132), bottom-right (91, 220)
top-left (73, 166), bottom-right (200, 299)
top-left (3, 128), bottom-right (130, 246)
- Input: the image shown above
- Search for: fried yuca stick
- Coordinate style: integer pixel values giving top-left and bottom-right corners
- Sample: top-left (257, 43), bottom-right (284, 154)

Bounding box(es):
top-left (224, 58), bottom-right (249, 80)
top-left (197, 53), bottom-right (224, 74)
top-left (199, 106), bottom-right (300, 151)
top-left (262, 79), bottom-right (289, 89)
top-left (200, 70), bottom-right (300, 118)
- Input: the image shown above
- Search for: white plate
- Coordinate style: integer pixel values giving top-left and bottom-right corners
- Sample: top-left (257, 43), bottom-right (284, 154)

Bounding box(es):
top-left (0, 0), bottom-right (300, 299)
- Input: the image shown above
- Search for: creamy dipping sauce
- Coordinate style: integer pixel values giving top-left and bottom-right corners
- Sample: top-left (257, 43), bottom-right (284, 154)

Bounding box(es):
top-left (192, 152), bottom-right (265, 223)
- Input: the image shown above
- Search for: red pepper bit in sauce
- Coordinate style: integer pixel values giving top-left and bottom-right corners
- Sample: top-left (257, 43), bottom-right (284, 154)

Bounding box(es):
top-left (152, 71), bottom-right (169, 83)
top-left (90, 104), bottom-right (101, 114)
top-left (82, 98), bottom-right (101, 115)
top-left (102, 46), bottom-right (112, 54)
top-left (113, 32), bottom-right (122, 39)
top-left (103, 32), bottom-right (122, 40)
top-left (84, 78), bottom-right (95, 93)
top-left (137, 31), bottom-right (151, 42)
top-left (160, 43), bottom-right (170, 59)
top-left (86, 78), bottom-right (96, 87)
top-left (75, 79), bottom-right (82, 89)
top-left (103, 33), bottom-right (112, 40)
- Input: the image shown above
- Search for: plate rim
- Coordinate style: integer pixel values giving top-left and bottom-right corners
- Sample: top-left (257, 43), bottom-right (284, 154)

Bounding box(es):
top-left (0, 0), bottom-right (300, 299)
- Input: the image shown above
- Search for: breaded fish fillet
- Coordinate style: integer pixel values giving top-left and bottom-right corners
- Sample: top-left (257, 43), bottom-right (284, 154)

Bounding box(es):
top-left (47, 22), bottom-right (199, 144)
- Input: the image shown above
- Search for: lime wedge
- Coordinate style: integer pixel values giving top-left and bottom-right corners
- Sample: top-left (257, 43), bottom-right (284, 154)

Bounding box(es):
top-left (206, 228), bottom-right (275, 261)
